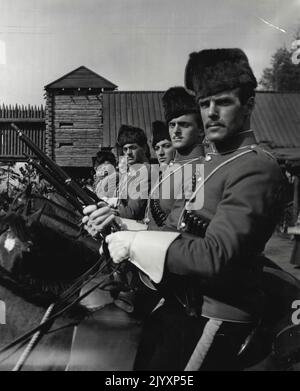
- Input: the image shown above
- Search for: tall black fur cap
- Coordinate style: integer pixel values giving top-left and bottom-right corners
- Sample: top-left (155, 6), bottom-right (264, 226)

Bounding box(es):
top-left (184, 48), bottom-right (257, 100)
top-left (151, 120), bottom-right (170, 148)
top-left (116, 124), bottom-right (147, 148)
top-left (162, 86), bottom-right (199, 123)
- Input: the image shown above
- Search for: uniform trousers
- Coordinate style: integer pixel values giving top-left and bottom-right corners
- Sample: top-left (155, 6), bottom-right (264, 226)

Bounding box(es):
top-left (133, 299), bottom-right (254, 371)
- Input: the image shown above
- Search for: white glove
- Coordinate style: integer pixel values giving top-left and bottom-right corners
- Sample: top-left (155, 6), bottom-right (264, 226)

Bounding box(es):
top-left (105, 231), bottom-right (137, 263)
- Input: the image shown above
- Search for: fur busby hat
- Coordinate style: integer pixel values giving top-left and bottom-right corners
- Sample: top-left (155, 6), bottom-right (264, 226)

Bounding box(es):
top-left (116, 125), bottom-right (148, 148)
top-left (162, 86), bottom-right (199, 123)
top-left (151, 121), bottom-right (170, 148)
top-left (184, 48), bottom-right (257, 100)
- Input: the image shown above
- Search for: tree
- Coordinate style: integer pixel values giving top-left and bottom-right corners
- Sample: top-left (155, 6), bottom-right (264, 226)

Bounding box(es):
top-left (259, 46), bottom-right (300, 91)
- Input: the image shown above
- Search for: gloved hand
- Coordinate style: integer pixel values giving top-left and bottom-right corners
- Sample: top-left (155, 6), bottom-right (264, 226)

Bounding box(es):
top-left (105, 231), bottom-right (137, 263)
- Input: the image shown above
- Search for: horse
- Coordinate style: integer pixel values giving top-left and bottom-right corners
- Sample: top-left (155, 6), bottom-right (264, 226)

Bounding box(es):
top-left (1, 193), bottom-right (300, 371)
top-left (0, 205), bottom-right (142, 371)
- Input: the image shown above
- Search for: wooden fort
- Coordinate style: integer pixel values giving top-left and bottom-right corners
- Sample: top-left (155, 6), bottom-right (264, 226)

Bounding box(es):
top-left (44, 66), bottom-right (117, 167)
top-left (0, 104), bottom-right (45, 161)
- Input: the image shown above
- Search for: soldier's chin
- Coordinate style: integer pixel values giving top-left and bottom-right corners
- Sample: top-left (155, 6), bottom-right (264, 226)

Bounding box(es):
top-left (173, 139), bottom-right (186, 149)
top-left (207, 129), bottom-right (225, 142)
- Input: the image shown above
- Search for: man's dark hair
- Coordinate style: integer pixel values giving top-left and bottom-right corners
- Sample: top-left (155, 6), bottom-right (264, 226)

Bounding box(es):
top-left (92, 150), bottom-right (117, 169)
top-left (237, 85), bottom-right (256, 106)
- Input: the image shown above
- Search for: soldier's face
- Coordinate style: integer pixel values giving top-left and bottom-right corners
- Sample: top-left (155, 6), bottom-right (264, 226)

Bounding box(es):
top-left (154, 139), bottom-right (175, 165)
top-left (199, 89), bottom-right (249, 143)
top-left (168, 114), bottom-right (202, 151)
top-left (122, 143), bottom-right (146, 165)
top-left (94, 161), bottom-right (114, 178)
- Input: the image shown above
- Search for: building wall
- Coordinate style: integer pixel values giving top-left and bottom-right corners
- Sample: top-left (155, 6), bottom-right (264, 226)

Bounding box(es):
top-left (46, 90), bottom-right (103, 167)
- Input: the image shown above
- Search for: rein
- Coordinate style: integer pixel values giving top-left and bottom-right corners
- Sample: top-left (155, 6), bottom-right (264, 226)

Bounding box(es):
top-left (0, 250), bottom-right (123, 370)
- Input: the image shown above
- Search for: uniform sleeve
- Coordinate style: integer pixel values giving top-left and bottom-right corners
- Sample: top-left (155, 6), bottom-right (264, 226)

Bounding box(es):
top-left (165, 157), bottom-right (284, 279)
top-left (118, 198), bottom-right (148, 220)
top-left (118, 164), bottom-right (154, 221)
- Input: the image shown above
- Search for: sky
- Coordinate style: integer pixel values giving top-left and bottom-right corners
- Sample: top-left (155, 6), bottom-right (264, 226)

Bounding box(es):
top-left (0, 0), bottom-right (299, 105)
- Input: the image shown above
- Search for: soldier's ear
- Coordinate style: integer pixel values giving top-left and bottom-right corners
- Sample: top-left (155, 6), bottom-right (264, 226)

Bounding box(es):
top-left (244, 97), bottom-right (255, 116)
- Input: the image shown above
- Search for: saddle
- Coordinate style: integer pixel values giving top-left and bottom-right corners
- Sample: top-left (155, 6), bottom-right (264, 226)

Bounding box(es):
top-left (66, 288), bottom-right (143, 371)
top-left (238, 262), bottom-right (300, 370)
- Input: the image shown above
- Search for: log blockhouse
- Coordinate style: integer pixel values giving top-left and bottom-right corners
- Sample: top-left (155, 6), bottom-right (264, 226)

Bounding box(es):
top-left (44, 66), bottom-right (117, 168)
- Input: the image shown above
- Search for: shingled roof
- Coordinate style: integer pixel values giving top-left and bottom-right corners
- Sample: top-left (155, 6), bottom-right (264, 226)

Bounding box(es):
top-left (45, 66), bottom-right (117, 90)
top-left (103, 90), bottom-right (300, 162)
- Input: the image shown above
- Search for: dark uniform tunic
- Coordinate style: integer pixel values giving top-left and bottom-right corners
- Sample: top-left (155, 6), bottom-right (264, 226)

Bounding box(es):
top-left (164, 131), bottom-right (285, 321)
top-left (145, 144), bottom-right (204, 230)
top-left (133, 131), bottom-right (285, 370)
top-left (116, 162), bottom-right (153, 221)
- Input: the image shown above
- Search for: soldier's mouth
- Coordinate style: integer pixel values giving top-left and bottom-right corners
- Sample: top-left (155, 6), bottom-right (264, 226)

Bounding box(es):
top-left (207, 123), bottom-right (223, 129)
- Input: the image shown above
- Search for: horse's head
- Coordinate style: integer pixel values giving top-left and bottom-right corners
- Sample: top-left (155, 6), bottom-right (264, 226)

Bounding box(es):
top-left (0, 212), bottom-right (34, 274)
top-left (0, 210), bottom-right (99, 299)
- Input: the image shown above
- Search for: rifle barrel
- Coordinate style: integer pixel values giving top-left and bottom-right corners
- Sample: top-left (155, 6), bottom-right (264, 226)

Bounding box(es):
top-left (11, 123), bottom-right (95, 205)
top-left (25, 155), bottom-right (83, 212)
top-left (12, 123), bottom-right (122, 232)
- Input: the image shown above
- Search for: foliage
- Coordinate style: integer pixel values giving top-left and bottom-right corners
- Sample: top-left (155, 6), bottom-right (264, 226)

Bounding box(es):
top-left (259, 46), bottom-right (300, 91)
top-left (0, 163), bottom-right (51, 213)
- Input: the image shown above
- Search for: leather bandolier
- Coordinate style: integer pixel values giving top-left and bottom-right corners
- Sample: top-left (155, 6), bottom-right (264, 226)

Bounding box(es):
top-left (146, 144), bottom-right (205, 230)
top-left (149, 198), bottom-right (168, 227)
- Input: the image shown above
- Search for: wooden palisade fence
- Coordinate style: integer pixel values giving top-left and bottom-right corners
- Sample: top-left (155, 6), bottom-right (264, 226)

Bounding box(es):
top-left (0, 104), bottom-right (46, 161)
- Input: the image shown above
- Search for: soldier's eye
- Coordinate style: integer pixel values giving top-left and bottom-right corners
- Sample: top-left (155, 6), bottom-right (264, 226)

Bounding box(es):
top-left (199, 101), bottom-right (209, 109)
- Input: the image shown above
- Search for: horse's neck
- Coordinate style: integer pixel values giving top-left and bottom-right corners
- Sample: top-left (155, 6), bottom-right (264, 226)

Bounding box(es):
top-left (0, 285), bottom-right (75, 371)
top-left (0, 285), bottom-right (45, 345)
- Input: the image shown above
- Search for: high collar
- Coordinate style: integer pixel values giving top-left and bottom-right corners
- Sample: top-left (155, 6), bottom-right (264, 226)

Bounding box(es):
top-left (128, 161), bottom-right (150, 173)
top-left (209, 130), bottom-right (257, 155)
top-left (173, 144), bottom-right (204, 163)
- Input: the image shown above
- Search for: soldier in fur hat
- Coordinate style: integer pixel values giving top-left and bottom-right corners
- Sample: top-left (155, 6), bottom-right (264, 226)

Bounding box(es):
top-left (83, 87), bottom-right (204, 231)
top-left (151, 120), bottom-right (175, 166)
top-left (104, 48), bottom-right (286, 370)
top-left (144, 86), bottom-right (204, 230)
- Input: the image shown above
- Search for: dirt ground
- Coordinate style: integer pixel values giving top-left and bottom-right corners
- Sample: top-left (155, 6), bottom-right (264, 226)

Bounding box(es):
top-left (264, 231), bottom-right (300, 280)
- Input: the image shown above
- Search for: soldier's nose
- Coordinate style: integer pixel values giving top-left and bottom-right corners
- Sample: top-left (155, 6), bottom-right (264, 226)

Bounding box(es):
top-left (207, 101), bottom-right (217, 116)
top-left (174, 125), bottom-right (182, 134)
